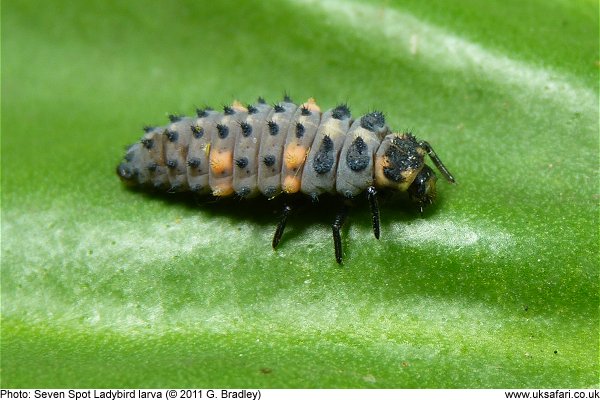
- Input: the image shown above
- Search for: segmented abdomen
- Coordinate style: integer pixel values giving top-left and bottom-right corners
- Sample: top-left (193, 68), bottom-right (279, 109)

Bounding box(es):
top-left (119, 97), bottom-right (391, 199)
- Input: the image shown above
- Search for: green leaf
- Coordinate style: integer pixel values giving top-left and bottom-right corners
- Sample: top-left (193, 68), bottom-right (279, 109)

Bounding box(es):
top-left (2, 0), bottom-right (598, 388)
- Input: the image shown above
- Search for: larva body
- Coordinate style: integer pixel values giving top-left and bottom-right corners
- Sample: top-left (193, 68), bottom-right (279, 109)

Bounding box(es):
top-left (117, 96), bottom-right (456, 263)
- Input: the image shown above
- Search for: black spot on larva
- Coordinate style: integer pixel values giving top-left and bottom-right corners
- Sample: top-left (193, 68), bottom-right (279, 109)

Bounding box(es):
top-left (240, 122), bottom-right (252, 137)
top-left (264, 186), bottom-right (277, 197)
top-left (187, 158), bottom-right (201, 168)
top-left (300, 106), bottom-right (311, 116)
top-left (237, 187), bottom-right (251, 197)
top-left (168, 114), bottom-right (182, 123)
top-left (295, 122), bottom-right (305, 138)
top-left (263, 155), bottom-right (276, 167)
top-left (267, 121), bottom-right (279, 135)
top-left (383, 135), bottom-right (423, 183)
top-left (166, 159), bottom-right (178, 169)
top-left (313, 136), bottom-right (334, 174)
top-left (190, 184), bottom-right (203, 192)
top-left (141, 138), bottom-right (154, 149)
top-left (196, 108), bottom-right (208, 118)
top-left (273, 104), bottom-right (285, 113)
top-left (235, 157), bottom-right (248, 169)
top-left (147, 162), bottom-right (158, 172)
top-left (257, 97), bottom-right (266, 104)
top-left (143, 126), bottom-right (155, 133)
top-left (223, 106), bottom-right (234, 115)
top-left (360, 111), bottom-right (386, 132)
top-left (165, 130), bottom-right (178, 142)
top-left (191, 125), bottom-right (204, 139)
top-left (283, 94), bottom-right (293, 102)
top-left (346, 136), bottom-right (370, 172)
top-left (217, 124), bottom-right (229, 139)
top-left (332, 104), bottom-right (351, 120)
top-left (247, 104), bottom-right (258, 114)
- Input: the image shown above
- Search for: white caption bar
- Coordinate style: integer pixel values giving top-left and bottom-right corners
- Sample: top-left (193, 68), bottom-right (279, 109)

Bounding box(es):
top-left (1, 389), bottom-right (599, 400)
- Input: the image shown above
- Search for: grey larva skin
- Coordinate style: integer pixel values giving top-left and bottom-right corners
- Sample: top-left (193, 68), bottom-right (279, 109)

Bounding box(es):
top-left (186, 110), bottom-right (220, 193)
top-left (337, 117), bottom-right (388, 198)
top-left (300, 106), bottom-right (354, 199)
top-left (232, 102), bottom-right (271, 198)
top-left (117, 96), bottom-right (456, 263)
top-left (120, 99), bottom-right (392, 198)
top-left (257, 101), bottom-right (297, 197)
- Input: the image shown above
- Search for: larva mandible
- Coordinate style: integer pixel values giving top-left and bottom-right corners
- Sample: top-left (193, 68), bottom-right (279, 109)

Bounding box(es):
top-left (116, 95), bottom-right (456, 263)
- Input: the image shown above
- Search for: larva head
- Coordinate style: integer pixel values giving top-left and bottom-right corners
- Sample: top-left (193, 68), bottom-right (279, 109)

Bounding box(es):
top-left (407, 164), bottom-right (438, 213)
top-left (374, 133), bottom-right (426, 192)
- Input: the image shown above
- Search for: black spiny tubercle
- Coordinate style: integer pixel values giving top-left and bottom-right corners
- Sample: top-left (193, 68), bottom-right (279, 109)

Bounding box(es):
top-left (331, 104), bottom-right (351, 119)
top-left (295, 122), bottom-right (305, 138)
top-left (141, 138), bottom-right (153, 149)
top-left (240, 122), bottom-right (252, 137)
top-left (165, 130), bottom-right (178, 142)
top-left (168, 114), bottom-right (182, 123)
top-left (300, 106), bottom-right (311, 116)
top-left (267, 121), bottom-right (279, 135)
top-left (216, 124), bottom-right (229, 139)
top-left (191, 125), bottom-right (204, 138)
top-left (235, 157), bottom-right (249, 169)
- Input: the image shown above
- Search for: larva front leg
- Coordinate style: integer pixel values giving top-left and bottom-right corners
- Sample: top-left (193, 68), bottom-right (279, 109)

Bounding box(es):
top-left (272, 204), bottom-right (293, 249)
top-left (367, 186), bottom-right (380, 240)
top-left (332, 204), bottom-right (349, 264)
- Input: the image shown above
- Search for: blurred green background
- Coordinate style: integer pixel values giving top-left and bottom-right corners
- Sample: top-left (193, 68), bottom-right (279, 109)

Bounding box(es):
top-left (2, 0), bottom-right (598, 388)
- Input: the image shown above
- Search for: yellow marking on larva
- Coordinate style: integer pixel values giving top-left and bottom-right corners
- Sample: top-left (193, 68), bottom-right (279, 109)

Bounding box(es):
top-left (212, 183), bottom-right (234, 197)
top-left (284, 144), bottom-right (308, 171)
top-left (204, 143), bottom-right (211, 156)
top-left (374, 155), bottom-right (417, 191)
top-left (374, 155), bottom-right (390, 188)
top-left (232, 100), bottom-right (248, 112)
top-left (209, 150), bottom-right (233, 175)
top-left (303, 97), bottom-right (321, 113)
top-left (283, 175), bottom-right (301, 194)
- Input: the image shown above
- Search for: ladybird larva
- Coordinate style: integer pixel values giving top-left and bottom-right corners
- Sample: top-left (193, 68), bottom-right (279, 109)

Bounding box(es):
top-left (116, 96), bottom-right (456, 263)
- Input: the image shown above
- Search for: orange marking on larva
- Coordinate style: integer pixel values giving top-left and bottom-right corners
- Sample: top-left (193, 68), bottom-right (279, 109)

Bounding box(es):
top-left (210, 150), bottom-right (233, 175)
top-left (284, 144), bottom-right (308, 171)
top-left (283, 175), bottom-right (301, 194)
top-left (303, 98), bottom-right (321, 113)
top-left (212, 183), bottom-right (234, 197)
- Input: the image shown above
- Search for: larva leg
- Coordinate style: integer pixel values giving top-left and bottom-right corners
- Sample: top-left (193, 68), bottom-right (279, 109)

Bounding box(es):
top-left (272, 204), bottom-right (293, 248)
top-left (367, 186), bottom-right (380, 240)
top-left (332, 205), bottom-right (348, 264)
top-left (418, 140), bottom-right (456, 183)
